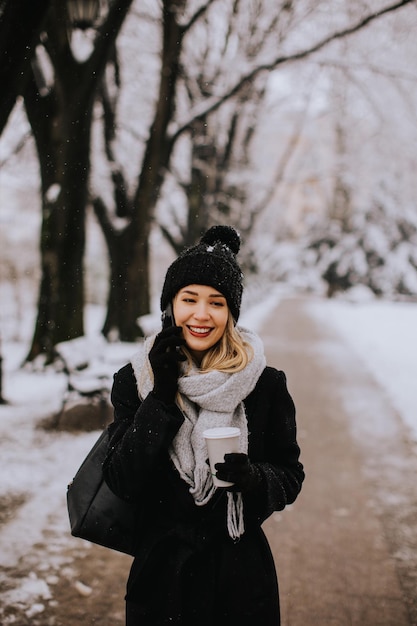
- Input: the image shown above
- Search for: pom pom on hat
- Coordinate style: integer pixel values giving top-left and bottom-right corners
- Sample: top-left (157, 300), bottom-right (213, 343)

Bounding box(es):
top-left (160, 225), bottom-right (243, 321)
top-left (200, 225), bottom-right (241, 255)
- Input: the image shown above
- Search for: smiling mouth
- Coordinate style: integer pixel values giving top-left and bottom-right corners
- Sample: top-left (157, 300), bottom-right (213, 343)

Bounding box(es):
top-left (188, 326), bottom-right (213, 337)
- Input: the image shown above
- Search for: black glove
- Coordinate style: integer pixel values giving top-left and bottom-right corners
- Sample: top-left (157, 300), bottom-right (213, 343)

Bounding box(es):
top-left (215, 453), bottom-right (262, 493)
top-left (149, 326), bottom-right (186, 405)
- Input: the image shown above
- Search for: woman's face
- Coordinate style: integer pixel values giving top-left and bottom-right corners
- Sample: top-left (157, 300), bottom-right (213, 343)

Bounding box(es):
top-left (173, 284), bottom-right (229, 362)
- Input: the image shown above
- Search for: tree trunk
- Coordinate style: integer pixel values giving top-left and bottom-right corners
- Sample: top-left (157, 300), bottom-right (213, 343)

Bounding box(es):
top-left (100, 221), bottom-right (148, 341)
top-left (25, 69), bottom-right (92, 360)
top-left (93, 0), bottom-right (185, 340)
top-left (126, 0), bottom-right (185, 321)
top-left (0, 0), bottom-right (50, 133)
top-left (23, 0), bottom-right (134, 360)
top-left (185, 118), bottom-right (216, 247)
top-left (95, 201), bottom-right (151, 341)
top-left (23, 11), bottom-right (95, 361)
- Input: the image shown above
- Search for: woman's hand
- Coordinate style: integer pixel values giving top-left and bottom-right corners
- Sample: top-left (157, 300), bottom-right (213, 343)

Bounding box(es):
top-left (149, 326), bottom-right (186, 405)
top-left (215, 453), bottom-right (262, 493)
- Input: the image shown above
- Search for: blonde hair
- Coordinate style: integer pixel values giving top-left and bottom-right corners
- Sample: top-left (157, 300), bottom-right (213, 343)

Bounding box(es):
top-left (182, 314), bottom-right (253, 373)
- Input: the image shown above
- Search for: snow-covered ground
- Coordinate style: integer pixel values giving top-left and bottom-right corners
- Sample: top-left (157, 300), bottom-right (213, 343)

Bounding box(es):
top-left (306, 296), bottom-right (417, 445)
top-left (0, 292), bottom-right (416, 620)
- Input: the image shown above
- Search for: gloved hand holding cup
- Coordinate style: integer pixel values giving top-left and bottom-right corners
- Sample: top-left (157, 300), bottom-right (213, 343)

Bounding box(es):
top-left (203, 427), bottom-right (241, 487)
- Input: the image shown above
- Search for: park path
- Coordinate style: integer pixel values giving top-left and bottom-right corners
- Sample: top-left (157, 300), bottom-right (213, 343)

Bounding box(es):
top-left (262, 296), bottom-right (415, 625)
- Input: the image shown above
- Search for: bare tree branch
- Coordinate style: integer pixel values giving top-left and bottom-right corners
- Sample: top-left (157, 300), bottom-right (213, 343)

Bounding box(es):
top-left (169, 0), bottom-right (415, 144)
top-left (181, 0), bottom-right (217, 35)
top-left (317, 59), bottom-right (417, 124)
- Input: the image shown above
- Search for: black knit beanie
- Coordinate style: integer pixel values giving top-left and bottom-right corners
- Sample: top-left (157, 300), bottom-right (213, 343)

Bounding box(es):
top-left (160, 225), bottom-right (243, 321)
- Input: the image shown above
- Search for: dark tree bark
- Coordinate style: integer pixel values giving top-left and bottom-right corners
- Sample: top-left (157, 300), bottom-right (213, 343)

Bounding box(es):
top-left (25, 0), bottom-right (134, 361)
top-left (0, 0), bottom-right (51, 133)
top-left (93, 0), bottom-right (187, 340)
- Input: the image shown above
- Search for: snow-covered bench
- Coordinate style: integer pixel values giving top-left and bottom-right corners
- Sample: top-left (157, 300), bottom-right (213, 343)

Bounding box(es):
top-left (53, 335), bottom-right (137, 430)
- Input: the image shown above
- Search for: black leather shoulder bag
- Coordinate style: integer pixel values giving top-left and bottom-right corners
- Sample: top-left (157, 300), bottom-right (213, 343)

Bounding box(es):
top-left (67, 429), bottom-right (137, 556)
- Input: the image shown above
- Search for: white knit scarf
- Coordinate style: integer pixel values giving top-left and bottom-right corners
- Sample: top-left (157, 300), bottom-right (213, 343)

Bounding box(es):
top-left (131, 327), bottom-right (266, 540)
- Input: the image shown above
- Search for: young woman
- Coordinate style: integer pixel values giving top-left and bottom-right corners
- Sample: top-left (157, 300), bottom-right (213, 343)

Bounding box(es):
top-left (103, 225), bottom-right (304, 626)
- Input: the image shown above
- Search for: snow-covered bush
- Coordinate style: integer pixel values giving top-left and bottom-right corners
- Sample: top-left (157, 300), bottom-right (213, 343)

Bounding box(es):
top-left (301, 202), bottom-right (417, 298)
top-left (251, 200), bottom-right (417, 300)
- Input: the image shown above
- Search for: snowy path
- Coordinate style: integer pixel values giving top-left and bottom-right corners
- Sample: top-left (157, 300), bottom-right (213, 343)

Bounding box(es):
top-left (262, 297), bottom-right (413, 625)
top-left (307, 297), bottom-right (417, 447)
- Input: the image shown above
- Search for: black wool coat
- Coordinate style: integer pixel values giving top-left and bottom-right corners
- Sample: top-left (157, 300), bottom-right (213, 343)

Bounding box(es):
top-left (103, 363), bottom-right (304, 626)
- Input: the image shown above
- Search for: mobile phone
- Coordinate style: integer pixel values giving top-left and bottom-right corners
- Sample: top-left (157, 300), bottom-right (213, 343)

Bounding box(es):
top-left (162, 302), bottom-right (175, 329)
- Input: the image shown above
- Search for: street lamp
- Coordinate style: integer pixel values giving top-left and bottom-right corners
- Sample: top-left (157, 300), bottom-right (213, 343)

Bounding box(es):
top-left (66, 0), bottom-right (101, 30)
top-left (66, 0), bottom-right (105, 61)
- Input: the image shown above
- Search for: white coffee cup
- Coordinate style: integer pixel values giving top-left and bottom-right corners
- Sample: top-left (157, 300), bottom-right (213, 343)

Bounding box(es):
top-left (203, 427), bottom-right (241, 487)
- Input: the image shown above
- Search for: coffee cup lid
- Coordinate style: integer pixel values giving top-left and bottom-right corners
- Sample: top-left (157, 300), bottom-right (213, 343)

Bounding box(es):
top-left (203, 427), bottom-right (241, 439)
